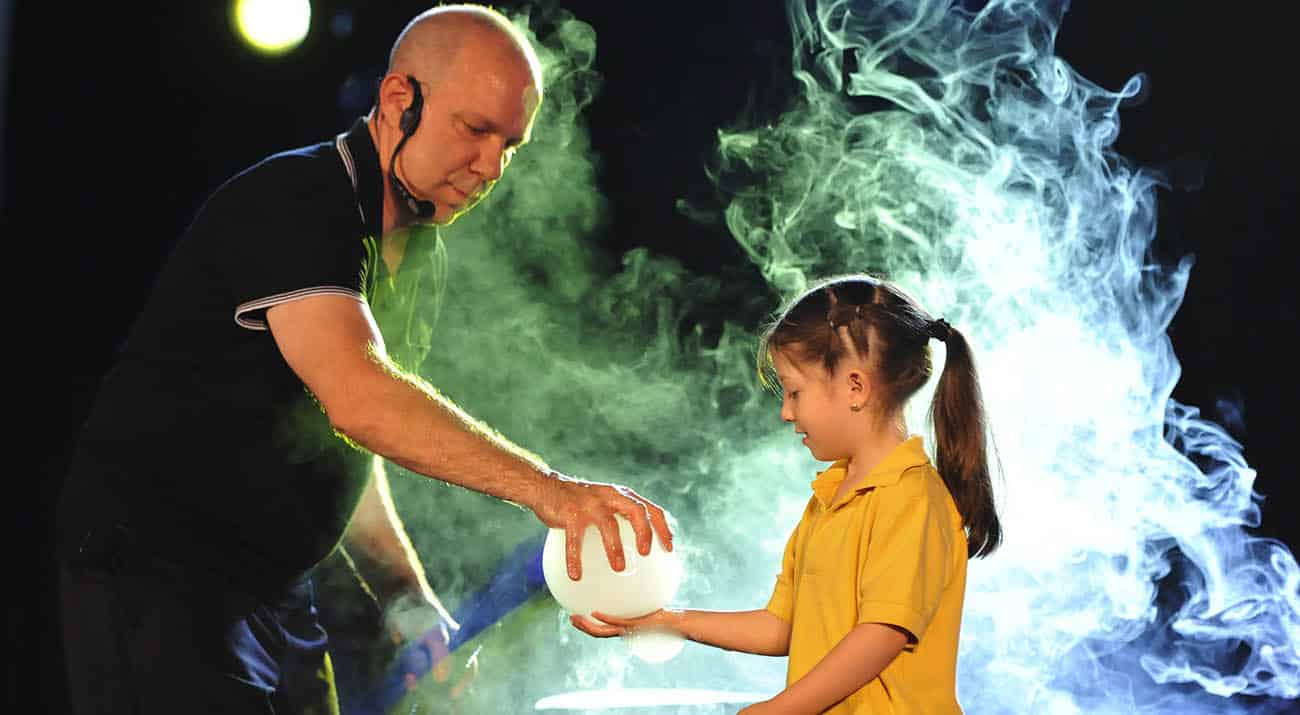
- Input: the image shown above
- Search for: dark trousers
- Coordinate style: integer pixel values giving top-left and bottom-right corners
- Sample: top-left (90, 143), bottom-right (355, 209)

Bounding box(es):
top-left (58, 528), bottom-right (339, 715)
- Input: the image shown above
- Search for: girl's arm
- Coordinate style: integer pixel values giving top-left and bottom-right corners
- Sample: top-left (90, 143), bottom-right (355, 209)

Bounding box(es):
top-left (571, 608), bottom-right (792, 656)
top-left (742, 622), bottom-right (909, 714)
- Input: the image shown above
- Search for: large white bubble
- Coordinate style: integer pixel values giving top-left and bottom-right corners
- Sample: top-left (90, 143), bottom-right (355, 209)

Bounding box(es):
top-left (542, 515), bottom-right (682, 619)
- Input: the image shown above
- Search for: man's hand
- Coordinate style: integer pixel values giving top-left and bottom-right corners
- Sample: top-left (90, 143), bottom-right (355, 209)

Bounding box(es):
top-left (381, 591), bottom-right (478, 702)
top-left (384, 591), bottom-right (457, 648)
top-left (531, 475), bottom-right (673, 580)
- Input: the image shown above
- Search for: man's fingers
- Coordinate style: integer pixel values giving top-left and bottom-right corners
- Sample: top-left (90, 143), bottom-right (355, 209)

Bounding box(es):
top-left (614, 487), bottom-right (672, 554)
top-left (646, 501), bottom-right (673, 552)
top-left (619, 498), bottom-right (654, 556)
top-left (565, 523), bottom-right (585, 581)
top-left (595, 514), bottom-right (627, 572)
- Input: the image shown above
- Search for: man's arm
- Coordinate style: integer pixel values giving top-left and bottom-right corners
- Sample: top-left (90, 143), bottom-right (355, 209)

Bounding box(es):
top-left (343, 456), bottom-right (456, 626)
top-left (265, 294), bottom-right (672, 578)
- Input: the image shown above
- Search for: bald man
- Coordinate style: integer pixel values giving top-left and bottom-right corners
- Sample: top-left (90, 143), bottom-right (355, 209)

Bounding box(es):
top-left (55, 6), bottom-right (671, 713)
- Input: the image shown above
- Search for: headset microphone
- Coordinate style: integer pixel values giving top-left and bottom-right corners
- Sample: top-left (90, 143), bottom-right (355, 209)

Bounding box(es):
top-left (389, 75), bottom-right (437, 219)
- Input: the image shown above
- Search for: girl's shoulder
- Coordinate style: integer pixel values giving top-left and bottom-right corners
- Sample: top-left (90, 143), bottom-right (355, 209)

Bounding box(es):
top-left (883, 462), bottom-right (952, 505)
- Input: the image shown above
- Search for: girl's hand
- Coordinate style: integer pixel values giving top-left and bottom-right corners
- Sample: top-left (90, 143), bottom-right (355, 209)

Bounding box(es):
top-left (736, 700), bottom-right (781, 714)
top-left (569, 609), bottom-right (677, 638)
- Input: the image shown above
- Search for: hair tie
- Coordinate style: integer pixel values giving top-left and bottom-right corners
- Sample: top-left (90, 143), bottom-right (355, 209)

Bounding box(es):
top-left (928, 318), bottom-right (952, 342)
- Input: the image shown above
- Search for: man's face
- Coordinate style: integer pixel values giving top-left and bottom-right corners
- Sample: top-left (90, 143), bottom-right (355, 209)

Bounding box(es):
top-left (400, 42), bottom-right (540, 224)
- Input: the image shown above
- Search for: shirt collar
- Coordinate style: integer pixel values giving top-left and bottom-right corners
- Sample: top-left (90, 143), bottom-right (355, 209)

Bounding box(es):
top-left (340, 116), bottom-right (384, 243)
top-left (809, 436), bottom-right (932, 509)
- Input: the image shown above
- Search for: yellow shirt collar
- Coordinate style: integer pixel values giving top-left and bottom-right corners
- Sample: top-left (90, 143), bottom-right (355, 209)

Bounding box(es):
top-left (810, 436), bottom-right (932, 509)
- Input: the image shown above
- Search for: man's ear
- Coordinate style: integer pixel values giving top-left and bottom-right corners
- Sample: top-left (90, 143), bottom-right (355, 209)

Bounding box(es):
top-left (376, 73), bottom-right (415, 129)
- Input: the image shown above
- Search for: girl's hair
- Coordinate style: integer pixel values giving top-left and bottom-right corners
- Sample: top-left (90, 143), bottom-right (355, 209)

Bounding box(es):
top-left (757, 274), bottom-right (1001, 558)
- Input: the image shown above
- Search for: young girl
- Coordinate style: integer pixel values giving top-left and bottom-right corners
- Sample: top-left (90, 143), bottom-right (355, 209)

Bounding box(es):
top-left (572, 274), bottom-right (1001, 713)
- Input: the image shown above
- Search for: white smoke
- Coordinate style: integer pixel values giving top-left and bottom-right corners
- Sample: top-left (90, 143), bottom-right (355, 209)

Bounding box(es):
top-left (711, 0), bottom-right (1299, 711)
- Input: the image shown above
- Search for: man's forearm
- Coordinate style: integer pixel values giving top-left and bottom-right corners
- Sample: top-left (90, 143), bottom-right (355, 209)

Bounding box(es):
top-left (343, 457), bottom-right (456, 624)
top-left (331, 357), bottom-right (554, 510)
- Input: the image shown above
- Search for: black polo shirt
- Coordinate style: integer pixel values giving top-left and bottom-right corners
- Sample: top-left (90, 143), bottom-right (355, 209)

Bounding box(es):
top-left (60, 117), bottom-right (386, 595)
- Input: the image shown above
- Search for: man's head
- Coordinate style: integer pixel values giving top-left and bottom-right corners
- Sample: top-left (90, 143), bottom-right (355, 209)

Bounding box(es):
top-left (373, 5), bottom-right (543, 227)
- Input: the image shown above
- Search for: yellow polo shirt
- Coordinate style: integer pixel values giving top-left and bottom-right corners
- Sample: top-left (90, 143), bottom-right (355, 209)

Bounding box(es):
top-left (766, 436), bottom-right (967, 714)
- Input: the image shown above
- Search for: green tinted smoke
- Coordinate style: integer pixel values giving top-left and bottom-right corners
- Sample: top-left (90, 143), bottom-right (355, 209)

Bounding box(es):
top-left (354, 6), bottom-right (796, 710)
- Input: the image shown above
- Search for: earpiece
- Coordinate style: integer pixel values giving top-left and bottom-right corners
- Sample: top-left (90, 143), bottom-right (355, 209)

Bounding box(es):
top-left (389, 74), bottom-right (437, 219)
top-left (399, 75), bottom-right (424, 136)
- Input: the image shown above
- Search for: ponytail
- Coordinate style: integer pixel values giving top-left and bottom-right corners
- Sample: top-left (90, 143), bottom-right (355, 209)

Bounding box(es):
top-left (928, 326), bottom-right (1001, 558)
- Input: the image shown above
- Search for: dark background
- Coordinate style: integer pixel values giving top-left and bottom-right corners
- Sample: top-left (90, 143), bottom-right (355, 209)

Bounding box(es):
top-left (6, 0), bottom-right (1297, 710)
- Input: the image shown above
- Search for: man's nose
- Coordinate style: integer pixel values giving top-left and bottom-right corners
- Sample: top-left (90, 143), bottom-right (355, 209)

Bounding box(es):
top-left (471, 140), bottom-right (507, 181)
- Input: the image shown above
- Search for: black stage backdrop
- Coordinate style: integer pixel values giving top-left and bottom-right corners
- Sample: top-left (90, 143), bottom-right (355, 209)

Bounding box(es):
top-left (6, 1), bottom-right (1296, 711)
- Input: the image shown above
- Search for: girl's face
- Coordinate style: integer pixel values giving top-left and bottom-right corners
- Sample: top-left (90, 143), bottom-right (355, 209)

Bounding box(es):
top-left (772, 349), bottom-right (863, 462)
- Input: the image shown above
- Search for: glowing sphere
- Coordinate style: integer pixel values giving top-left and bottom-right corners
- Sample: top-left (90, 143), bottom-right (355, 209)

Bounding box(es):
top-left (543, 515), bottom-right (682, 617)
top-left (543, 515), bottom-right (686, 661)
top-left (233, 0), bottom-right (311, 55)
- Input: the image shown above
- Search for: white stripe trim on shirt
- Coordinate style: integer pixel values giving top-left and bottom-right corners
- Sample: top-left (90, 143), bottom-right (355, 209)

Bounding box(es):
top-left (335, 133), bottom-right (365, 226)
top-left (234, 286), bottom-right (365, 331)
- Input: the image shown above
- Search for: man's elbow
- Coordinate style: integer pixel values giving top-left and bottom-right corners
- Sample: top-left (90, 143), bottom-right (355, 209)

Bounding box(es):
top-left (327, 407), bottom-right (374, 447)
top-left (319, 368), bottom-right (393, 445)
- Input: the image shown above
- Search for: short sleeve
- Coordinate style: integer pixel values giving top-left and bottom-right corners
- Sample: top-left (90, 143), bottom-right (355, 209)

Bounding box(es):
top-left (764, 526), bottom-right (799, 623)
top-left (856, 476), bottom-right (955, 643)
top-left (197, 151), bottom-right (375, 331)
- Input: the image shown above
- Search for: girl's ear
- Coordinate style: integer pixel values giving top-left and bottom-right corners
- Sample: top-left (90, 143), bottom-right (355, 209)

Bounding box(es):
top-left (844, 366), bottom-right (869, 398)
